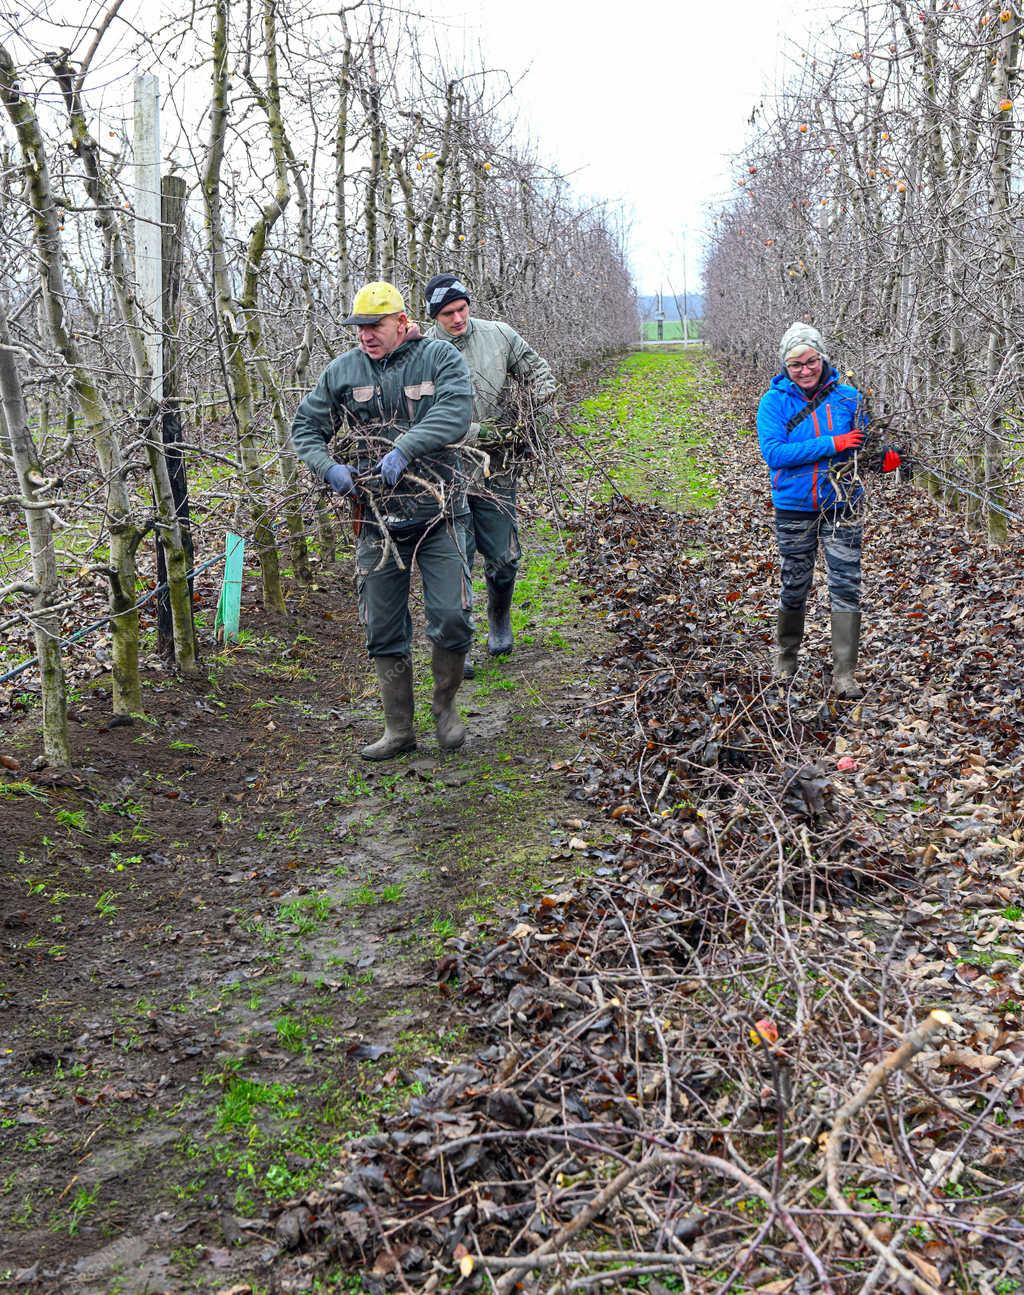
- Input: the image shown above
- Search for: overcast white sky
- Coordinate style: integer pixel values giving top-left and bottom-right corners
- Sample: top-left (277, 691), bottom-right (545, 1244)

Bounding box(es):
top-left (437, 0), bottom-right (803, 295)
top-left (8, 0), bottom-right (806, 298)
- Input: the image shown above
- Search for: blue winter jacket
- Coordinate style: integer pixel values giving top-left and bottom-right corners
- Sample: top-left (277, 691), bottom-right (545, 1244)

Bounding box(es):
top-left (756, 366), bottom-right (867, 512)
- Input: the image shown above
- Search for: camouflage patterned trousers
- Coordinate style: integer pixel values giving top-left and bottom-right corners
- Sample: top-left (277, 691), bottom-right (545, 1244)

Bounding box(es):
top-left (774, 508), bottom-right (862, 613)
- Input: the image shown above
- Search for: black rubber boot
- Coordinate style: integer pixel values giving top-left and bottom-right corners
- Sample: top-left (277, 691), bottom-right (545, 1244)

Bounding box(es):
top-left (486, 576), bottom-right (514, 656)
top-left (775, 608), bottom-right (806, 679)
top-left (463, 655), bottom-right (476, 680)
top-left (831, 610), bottom-right (864, 699)
top-left (361, 656), bottom-right (417, 761)
top-left (431, 645), bottom-right (467, 750)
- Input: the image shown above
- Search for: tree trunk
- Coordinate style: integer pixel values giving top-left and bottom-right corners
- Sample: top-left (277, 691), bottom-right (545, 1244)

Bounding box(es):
top-left (241, 0), bottom-right (311, 586)
top-left (49, 53), bottom-right (200, 677)
top-left (982, 5), bottom-right (1018, 541)
top-left (0, 39), bottom-right (142, 714)
top-left (335, 28), bottom-right (353, 312)
top-left (0, 307), bottom-right (71, 766)
top-left (157, 173), bottom-right (198, 660)
top-left (202, 0), bottom-right (287, 615)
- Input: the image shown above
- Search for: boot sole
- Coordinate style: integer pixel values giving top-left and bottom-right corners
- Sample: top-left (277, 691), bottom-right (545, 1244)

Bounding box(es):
top-left (360, 738), bottom-right (417, 762)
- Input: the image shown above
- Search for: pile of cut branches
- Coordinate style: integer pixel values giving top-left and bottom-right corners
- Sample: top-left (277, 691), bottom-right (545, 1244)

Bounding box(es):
top-left (270, 387), bottom-right (1024, 1295)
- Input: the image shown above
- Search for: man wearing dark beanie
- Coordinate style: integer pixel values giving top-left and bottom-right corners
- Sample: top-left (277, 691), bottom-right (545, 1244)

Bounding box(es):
top-left (425, 273), bottom-right (471, 322)
top-left (426, 273), bottom-right (555, 670)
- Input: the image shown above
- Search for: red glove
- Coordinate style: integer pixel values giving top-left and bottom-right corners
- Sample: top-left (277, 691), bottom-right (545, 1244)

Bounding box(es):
top-left (832, 430), bottom-right (864, 453)
top-left (882, 447), bottom-right (902, 472)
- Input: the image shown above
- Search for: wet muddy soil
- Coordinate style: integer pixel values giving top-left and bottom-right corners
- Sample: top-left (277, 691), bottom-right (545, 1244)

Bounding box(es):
top-left (0, 523), bottom-right (605, 1293)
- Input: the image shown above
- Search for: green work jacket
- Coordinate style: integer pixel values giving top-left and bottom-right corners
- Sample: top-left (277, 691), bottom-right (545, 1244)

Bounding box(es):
top-left (426, 317), bottom-right (554, 445)
top-left (290, 335), bottom-right (474, 524)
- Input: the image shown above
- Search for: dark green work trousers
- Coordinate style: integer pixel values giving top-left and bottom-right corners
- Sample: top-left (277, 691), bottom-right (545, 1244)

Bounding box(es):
top-left (463, 470), bottom-right (522, 590)
top-left (356, 516), bottom-right (473, 657)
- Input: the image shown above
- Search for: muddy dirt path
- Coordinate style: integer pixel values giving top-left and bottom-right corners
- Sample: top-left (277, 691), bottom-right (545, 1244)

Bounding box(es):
top-left (0, 435), bottom-right (612, 1290)
top-left (10, 349), bottom-right (1017, 1295)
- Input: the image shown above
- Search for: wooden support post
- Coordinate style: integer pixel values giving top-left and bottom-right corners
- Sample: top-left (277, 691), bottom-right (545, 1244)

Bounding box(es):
top-left (156, 173), bottom-right (194, 658)
top-left (133, 75), bottom-right (162, 400)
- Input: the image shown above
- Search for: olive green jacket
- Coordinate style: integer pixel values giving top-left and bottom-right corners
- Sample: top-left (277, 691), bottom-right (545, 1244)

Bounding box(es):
top-left (426, 317), bottom-right (555, 444)
top-left (290, 335), bottom-right (473, 523)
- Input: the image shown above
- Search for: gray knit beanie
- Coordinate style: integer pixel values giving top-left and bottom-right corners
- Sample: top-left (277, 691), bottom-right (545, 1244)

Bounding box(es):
top-left (778, 321), bottom-right (829, 368)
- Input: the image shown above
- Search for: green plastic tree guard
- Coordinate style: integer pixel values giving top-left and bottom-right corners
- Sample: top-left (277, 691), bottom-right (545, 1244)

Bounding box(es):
top-left (214, 532), bottom-right (245, 644)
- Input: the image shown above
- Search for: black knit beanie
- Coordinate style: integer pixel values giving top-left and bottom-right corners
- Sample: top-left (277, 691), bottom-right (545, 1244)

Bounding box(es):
top-left (425, 272), bottom-right (471, 319)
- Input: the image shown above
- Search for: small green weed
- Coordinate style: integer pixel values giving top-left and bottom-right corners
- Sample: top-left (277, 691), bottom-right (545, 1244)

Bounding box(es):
top-left (94, 890), bottom-right (118, 917)
top-left (66, 1183), bottom-right (100, 1235)
top-left (0, 780), bottom-right (49, 802)
top-left (55, 808), bottom-right (88, 832)
top-left (274, 1016), bottom-right (308, 1051)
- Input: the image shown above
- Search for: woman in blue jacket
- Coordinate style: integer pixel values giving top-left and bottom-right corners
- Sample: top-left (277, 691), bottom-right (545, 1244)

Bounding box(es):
top-left (756, 322), bottom-right (867, 698)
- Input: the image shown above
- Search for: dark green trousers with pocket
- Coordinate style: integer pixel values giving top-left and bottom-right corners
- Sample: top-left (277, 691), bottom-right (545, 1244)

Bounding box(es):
top-left (356, 516), bottom-right (473, 657)
top-left (462, 468), bottom-right (522, 589)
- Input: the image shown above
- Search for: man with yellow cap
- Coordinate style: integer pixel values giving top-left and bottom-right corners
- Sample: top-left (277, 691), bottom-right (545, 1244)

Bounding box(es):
top-left (291, 281), bottom-right (475, 758)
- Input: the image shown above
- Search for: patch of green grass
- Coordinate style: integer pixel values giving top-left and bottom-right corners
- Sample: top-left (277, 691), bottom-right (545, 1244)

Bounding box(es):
top-left (99, 798), bottom-right (145, 819)
top-left (342, 769), bottom-right (372, 798)
top-left (214, 1077), bottom-right (300, 1131)
top-left (193, 1032), bottom-right (463, 1216)
top-left (277, 892), bottom-right (333, 935)
top-left (54, 808), bottom-right (88, 832)
top-left (957, 947), bottom-right (1021, 970)
top-left (569, 351), bottom-right (718, 511)
top-left (273, 1015), bottom-right (308, 1052)
top-left (0, 780), bottom-right (49, 801)
top-left (346, 885), bottom-right (380, 907)
top-left (253, 660), bottom-right (315, 683)
top-left (641, 319), bottom-right (702, 341)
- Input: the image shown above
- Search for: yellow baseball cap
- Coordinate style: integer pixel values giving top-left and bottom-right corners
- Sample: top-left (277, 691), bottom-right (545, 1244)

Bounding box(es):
top-left (344, 281), bottom-right (406, 325)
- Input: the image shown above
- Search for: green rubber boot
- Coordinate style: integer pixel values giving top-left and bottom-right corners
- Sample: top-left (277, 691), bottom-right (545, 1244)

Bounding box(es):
top-left (431, 645), bottom-right (467, 750)
top-left (831, 610), bottom-right (864, 700)
top-left (775, 608), bottom-right (805, 679)
top-left (361, 656), bottom-right (417, 761)
top-left (486, 576), bottom-right (515, 656)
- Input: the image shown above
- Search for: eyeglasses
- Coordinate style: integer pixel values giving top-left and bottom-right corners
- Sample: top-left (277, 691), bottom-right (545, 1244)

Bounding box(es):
top-left (786, 357), bottom-right (821, 372)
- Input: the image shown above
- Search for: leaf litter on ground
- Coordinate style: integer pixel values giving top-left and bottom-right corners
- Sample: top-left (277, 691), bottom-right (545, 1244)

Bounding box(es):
top-left (269, 355), bottom-right (1024, 1294)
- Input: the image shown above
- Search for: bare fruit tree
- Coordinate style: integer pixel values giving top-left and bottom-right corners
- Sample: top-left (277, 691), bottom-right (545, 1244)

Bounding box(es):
top-left (0, 0), bottom-right (636, 757)
top-left (704, 0), bottom-right (1024, 537)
